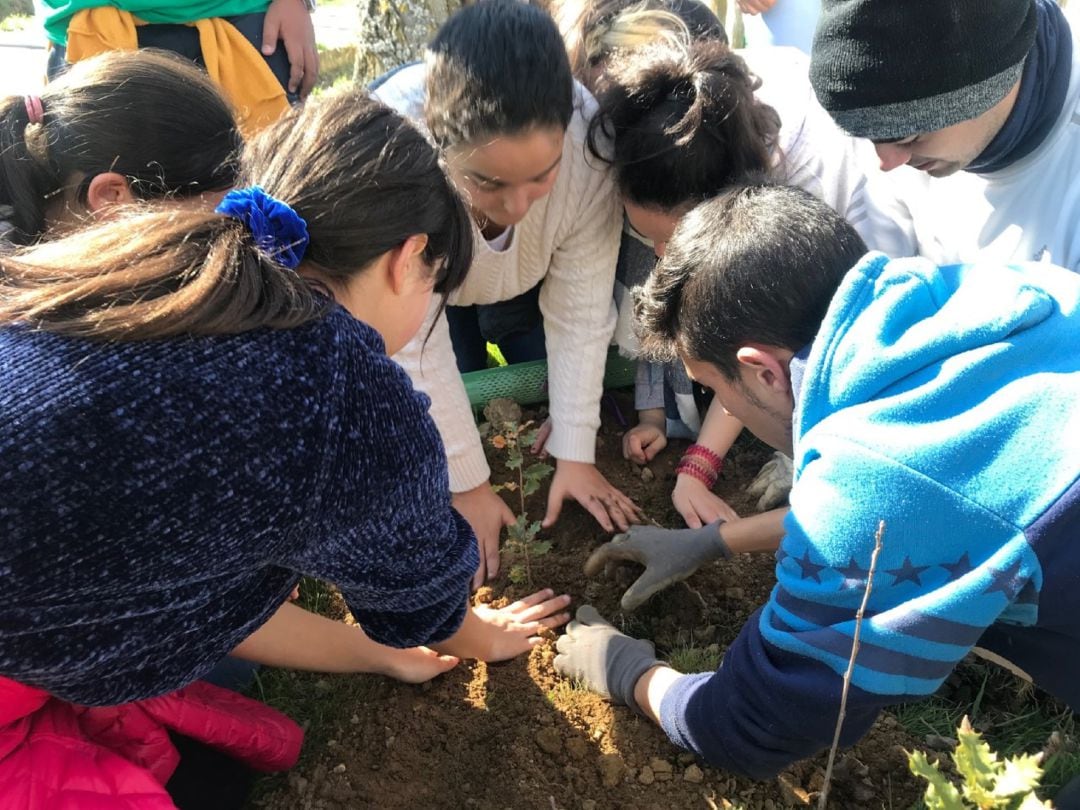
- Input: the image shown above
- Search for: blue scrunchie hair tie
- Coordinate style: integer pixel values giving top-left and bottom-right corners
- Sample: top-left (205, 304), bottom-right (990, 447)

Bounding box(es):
top-left (215, 186), bottom-right (310, 270)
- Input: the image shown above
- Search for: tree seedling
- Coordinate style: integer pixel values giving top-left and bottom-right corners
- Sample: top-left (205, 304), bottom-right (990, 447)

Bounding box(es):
top-left (908, 716), bottom-right (1051, 809)
top-left (485, 401), bottom-right (554, 589)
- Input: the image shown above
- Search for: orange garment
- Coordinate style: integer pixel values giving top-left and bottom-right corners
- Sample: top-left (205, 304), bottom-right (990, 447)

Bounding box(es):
top-left (66, 6), bottom-right (288, 135)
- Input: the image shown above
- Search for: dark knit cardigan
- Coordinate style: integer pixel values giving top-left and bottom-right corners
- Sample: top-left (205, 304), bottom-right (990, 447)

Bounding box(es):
top-left (0, 306), bottom-right (478, 706)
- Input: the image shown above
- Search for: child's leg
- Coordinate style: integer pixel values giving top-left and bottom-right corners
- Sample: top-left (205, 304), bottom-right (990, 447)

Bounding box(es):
top-left (445, 305), bottom-right (490, 373)
top-left (477, 283), bottom-right (547, 364)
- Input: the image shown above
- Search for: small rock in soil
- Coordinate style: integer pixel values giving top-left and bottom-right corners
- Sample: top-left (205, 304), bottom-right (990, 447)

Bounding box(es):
top-left (566, 737), bottom-right (588, 760)
top-left (649, 758), bottom-right (673, 782)
top-left (581, 801), bottom-right (597, 810)
top-left (677, 753), bottom-right (696, 766)
top-left (483, 398), bottom-right (522, 428)
top-left (683, 765), bottom-right (704, 784)
top-left (332, 763), bottom-right (346, 774)
top-left (638, 766), bottom-right (655, 785)
top-left (597, 753), bottom-right (626, 787)
top-left (925, 733), bottom-right (958, 751)
top-left (776, 774), bottom-right (810, 805)
top-left (535, 727), bottom-right (563, 756)
top-left (641, 467), bottom-right (655, 483)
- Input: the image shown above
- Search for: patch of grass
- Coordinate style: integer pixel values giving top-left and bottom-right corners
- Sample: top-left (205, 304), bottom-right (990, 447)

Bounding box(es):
top-left (0, 13), bottom-right (31, 32)
top-left (667, 641), bottom-right (721, 674)
top-left (894, 660), bottom-right (1077, 801)
top-left (0, 0), bottom-right (32, 18)
top-left (545, 677), bottom-right (589, 706)
top-left (313, 44), bottom-right (357, 95)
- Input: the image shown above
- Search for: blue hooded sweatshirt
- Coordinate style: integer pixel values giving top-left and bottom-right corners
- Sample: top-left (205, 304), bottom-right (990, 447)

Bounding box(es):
top-left (658, 252), bottom-right (1080, 779)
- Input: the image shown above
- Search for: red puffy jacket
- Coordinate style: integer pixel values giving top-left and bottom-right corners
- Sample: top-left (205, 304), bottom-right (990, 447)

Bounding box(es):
top-left (0, 676), bottom-right (303, 808)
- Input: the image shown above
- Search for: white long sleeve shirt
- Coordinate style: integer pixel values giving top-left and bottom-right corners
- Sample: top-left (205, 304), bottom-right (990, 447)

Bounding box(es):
top-left (374, 65), bottom-right (622, 491)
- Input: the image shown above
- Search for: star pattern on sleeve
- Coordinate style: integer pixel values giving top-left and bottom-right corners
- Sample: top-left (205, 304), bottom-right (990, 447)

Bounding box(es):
top-left (983, 559), bottom-right (1025, 600)
top-left (885, 556), bottom-right (930, 586)
top-left (837, 557), bottom-right (867, 590)
top-left (795, 550), bottom-right (827, 583)
top-left (941, 552), bottom-right (973, 579)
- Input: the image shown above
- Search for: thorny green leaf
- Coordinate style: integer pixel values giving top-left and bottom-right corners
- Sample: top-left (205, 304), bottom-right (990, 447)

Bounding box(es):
top-left (909, 750), bottom-right (965, 810)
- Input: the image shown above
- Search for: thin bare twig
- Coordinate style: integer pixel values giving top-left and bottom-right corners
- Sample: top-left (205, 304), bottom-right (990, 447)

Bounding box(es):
top-left (818, 520), bottom-right (886, 810)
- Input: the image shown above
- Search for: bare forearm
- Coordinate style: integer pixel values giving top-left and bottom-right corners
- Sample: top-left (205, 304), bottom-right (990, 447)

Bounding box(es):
top-left (429, 605), bottom-right (490, 660)
top-left (633, 664), bottom-right (684, 725)
top-left (231, 601), bottom-right (408, 676)
top-left (721, 507), bottom-right (789, 554)
top-left (695, 400), bottom-right (744, 456)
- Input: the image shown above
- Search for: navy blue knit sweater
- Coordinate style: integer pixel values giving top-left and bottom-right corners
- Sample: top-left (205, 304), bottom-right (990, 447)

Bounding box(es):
top-left (0, 306), bottom-right (479, 706)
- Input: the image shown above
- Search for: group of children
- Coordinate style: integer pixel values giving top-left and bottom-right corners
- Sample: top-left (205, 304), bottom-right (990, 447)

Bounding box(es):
top-left (2, 0), bottom-right (1078, 805)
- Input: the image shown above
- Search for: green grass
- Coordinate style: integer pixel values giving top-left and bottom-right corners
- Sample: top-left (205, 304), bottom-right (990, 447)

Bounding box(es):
top-left (893, 660), bottom-right (1077, 802)
top-left (313, 44), bottom-right (357, 94)
top-left (667, 641), bottom-right (721, 674)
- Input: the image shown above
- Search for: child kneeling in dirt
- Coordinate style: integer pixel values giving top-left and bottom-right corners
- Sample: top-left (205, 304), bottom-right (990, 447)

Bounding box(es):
top-left (555, 184), bottom-right (1080, 787)
top-left (0, 89), bottom-right (569, 807)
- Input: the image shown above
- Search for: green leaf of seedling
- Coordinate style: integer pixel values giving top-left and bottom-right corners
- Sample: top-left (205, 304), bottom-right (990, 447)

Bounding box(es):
top-left (530, 540), bottom-right (552, 556)
top-left (524, 520), bottom-right (542, 543)
top-left (521, 430), bottom-right (539, 447)
top-left (909, 750), bottom-right (965, 810)
top-left (509, 564), bottom-right (527, 585)
top-left (506, 447), bottom-right (523, 470)
top-left (990, 753), bottom-right (1044, 800)
top-left (522, 478), bottom-right (541, 497)
top-left (491, 484), bottom-right (505, 494)
top-left (524, 462), bottom-right (555, 482)
top-left (954, 719), bottom-right (999, 804)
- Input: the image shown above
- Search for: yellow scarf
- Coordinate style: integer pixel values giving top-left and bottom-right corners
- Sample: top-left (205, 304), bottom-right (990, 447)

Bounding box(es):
top-left (66, 6), bottom-right (288, 136)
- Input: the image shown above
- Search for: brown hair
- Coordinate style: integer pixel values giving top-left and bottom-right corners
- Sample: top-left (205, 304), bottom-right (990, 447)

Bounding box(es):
top-left (552, 0), bottom-right (726, 90)
top-left (587, 35), bottom-right (782, 210)
top-left (0, 90), bottom-right (474, 341)
top-left (0, 49), bottom-right (241, 245)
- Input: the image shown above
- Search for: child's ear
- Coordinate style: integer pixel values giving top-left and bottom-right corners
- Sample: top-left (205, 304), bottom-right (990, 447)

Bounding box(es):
top-left (387, 234), bottom-right (430, 294)
top-left (85, 172), bottom-right (135, 214)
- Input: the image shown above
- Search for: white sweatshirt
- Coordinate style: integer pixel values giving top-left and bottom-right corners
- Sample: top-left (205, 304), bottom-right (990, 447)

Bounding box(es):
top-left (374, 65), bottom-right (622, 492)
top-left (886, 39), bottom-right (1080, 270)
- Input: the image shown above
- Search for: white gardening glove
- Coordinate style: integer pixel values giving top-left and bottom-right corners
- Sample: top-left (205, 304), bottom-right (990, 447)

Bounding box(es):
top-left (745, 451), bottom-right (793, 511)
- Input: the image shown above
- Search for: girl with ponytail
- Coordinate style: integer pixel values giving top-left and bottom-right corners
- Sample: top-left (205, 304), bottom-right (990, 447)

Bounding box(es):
top-left (0, 87), bottom-right (569, 780)
top-left (0, 49), bottom-right (240, 246)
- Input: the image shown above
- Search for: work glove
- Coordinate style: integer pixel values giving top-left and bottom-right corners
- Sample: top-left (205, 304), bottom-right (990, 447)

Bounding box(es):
top-left (746, 451), bottom-right (793, 511)
top-left (583, 520), bottom-right (729, 612)
top-left (553, 605), bottom-right (662, 714)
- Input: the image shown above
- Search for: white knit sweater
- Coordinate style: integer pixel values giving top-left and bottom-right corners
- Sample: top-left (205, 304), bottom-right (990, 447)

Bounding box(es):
top-left (374, 64), bottom-right (622, 491)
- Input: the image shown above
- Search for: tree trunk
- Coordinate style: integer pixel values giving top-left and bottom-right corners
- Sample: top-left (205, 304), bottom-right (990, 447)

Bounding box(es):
top-left (353, 0), bottom-right (465, 86)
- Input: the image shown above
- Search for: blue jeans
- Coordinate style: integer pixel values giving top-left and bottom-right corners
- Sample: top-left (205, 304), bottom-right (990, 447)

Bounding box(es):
top-left (446, 284), bottom-right (547, 373)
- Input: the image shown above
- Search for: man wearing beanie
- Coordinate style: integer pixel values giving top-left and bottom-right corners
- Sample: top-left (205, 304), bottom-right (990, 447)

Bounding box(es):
top-left (810, 0), bottom-right (1080, 271)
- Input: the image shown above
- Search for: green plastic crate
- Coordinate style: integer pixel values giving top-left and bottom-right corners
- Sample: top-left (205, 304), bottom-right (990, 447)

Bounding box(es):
top-left (462, 346), bottom-right (635, 407)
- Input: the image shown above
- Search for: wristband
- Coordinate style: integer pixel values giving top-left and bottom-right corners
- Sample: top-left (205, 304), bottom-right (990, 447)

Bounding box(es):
top-left (684, 443), bottom-right (724, 473)
top-left (675, 459), bottom-right (716, 489)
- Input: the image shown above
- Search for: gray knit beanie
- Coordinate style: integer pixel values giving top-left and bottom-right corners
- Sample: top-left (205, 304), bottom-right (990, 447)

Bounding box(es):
top-left (809, 0), bottom-right (1038, 140)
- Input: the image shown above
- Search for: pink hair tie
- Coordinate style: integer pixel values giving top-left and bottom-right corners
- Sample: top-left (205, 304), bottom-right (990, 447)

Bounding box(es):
top-left (23, 95), bottom-right (43, 125)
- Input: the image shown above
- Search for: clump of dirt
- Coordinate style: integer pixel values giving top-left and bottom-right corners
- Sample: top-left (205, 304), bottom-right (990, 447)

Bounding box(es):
top-left (254, 395), bottom-right (931, 810)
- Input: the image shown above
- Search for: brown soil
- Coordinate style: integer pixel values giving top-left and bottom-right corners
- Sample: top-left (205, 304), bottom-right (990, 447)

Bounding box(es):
top-left (253, 394), bottom-right (933, 810)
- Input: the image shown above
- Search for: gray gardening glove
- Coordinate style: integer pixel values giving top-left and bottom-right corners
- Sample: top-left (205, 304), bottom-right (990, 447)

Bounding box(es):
top-left (553, 605), bottom-right (662, 714)
top-left (746, 451), bottom-right (794, 511)
top-left (584, 520), bottom-right (729, 612)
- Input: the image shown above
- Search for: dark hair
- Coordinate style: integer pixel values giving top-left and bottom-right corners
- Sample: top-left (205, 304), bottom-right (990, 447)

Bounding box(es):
top-left (0, 90), bottom-right (473, 341)
top-left (424, 0), bottom-right (574, 150)
top-left (0, 49), bottom-right (240, 245)
top-left (552, 0), bottom-right (726, 85)
top-left (588, 36), bottom-right (781, 210)
top-left (635, 183), bottom-right (868, 378)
